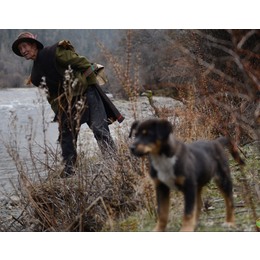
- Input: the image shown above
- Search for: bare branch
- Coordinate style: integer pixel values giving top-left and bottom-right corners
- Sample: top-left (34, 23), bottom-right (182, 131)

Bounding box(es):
top-left (237, 29), bottom-right (256, 50)
top-left (193, 29), bottom-right (232, 46)
top-left (179, 46), bottom-right (244, 87)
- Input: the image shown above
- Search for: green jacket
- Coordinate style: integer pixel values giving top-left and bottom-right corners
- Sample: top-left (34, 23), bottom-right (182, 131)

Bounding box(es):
top-left (56, 44), bottom-right (96, 91)
top-left (30, 41), bottom-right (124, 124)
top-left (31, 41), bottom-right (96, 113)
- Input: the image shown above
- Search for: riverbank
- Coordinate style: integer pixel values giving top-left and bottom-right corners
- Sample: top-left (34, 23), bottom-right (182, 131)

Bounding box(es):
top-left (0, 92), bottom-right (182, 231)
top-left (0, 193), bottom-right (24, 231)
top-left (1, 89), bottom-right (259, 232)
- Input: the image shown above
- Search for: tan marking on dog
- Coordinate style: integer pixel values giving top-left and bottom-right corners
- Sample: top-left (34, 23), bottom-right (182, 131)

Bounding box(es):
top-left (180, 200), bottom-right (197, 232)
top-left (214, 180), bottom-right (235, 226)
top-left (142, 130), bottom-right (147, 134)
top-left (222, 193), bottom-right (235, 225)
top-left (151, 177), bottom-right (170, 232)
top-left (154, 200), bottom-right (170, 230)
top-left (136, 144), bottom-right (152, 154)
top-left (152, 177), bottom-right (160, 188)
top-left (149, 140), bottom-right (162, 155)
top-left (136, 140), bottom-right (162, 155)
top-left (175, 176), bottom-right (185, 187)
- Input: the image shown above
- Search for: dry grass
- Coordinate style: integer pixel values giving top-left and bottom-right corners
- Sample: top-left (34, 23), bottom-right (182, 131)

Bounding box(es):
top-left (0, 29), bottom-right (260, 232)
top-left (0, 125), bottom-right (157, 231)
top-left (2, 86), bottom-right (259, 232)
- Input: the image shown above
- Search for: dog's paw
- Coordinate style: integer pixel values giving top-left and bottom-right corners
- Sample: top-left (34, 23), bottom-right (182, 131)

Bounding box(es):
top-left (153, 225), bottom-right (166, 232)
top-left (180, 226), bottom-right (194, 232)
top-left (153, 227), bottom-right (165, 232)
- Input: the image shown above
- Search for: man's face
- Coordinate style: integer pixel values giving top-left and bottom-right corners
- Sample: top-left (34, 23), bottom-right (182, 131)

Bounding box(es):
top-left (18, 42), bottom-right (38, 61)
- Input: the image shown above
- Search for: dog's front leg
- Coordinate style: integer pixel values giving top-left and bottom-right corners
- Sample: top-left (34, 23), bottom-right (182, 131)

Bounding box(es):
top-left (180, 183), bottom-right (197, 232)
top-left (152, 177), bottom-right (170, 232)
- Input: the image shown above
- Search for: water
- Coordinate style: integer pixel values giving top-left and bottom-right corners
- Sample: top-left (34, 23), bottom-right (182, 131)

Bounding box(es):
top-left (0, 88), bottom-right (59, 191)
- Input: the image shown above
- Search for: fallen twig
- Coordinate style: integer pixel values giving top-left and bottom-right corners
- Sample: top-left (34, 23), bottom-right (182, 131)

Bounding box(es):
top-left (11, 213), bottom-right (25, 227)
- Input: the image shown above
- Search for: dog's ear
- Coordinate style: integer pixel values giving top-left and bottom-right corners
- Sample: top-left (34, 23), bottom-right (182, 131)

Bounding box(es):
top-left (129, 121), bottom-right (139, 138)
top-left (155, 120), bottom-right (172, 140)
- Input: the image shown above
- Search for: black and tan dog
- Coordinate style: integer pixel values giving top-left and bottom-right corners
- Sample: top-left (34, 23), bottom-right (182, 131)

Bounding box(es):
top-left (129, 119), bottom-right (245, 231)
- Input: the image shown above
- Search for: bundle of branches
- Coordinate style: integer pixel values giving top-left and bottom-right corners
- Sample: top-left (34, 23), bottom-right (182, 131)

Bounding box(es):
top-left (14, 134), bottom-right (154, 232)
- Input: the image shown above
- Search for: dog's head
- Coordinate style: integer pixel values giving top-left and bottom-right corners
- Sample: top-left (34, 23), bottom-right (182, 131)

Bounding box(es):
top-left (129, 119), bottom-right (173, 157)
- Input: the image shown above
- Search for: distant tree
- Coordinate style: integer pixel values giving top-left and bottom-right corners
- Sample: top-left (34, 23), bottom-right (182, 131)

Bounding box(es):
top-left (112, 29), bottom-right (194, 90)
top-left (179, 29), bottom-right (260, 142)
top-left (190, 29), bottom-right (260, 99)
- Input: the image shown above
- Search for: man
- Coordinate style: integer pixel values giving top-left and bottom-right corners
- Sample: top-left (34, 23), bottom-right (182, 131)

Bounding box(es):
top-left (12, 32), bottom-right (124, 177)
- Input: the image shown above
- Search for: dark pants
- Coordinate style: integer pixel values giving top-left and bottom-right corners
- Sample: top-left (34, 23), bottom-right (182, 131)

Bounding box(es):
top-left (60, 86), bottom-right (115, 174)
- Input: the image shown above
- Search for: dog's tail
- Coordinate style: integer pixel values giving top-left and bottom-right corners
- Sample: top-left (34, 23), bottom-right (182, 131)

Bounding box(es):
top-left (216, 136), bottom-right (245, 166)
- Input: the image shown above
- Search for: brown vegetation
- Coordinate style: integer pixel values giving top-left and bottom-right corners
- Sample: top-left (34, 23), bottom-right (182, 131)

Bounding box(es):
top-left (0, 29), bottom-right (260, 232)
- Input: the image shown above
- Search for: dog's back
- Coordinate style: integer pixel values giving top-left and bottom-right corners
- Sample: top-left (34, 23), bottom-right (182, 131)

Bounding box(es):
top-left (188, 136), bottom-right (244, 166)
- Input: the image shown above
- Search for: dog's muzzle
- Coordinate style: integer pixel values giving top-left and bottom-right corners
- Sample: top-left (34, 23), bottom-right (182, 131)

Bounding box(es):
top-left (130, 144), bottom-right (149, 157)
top-left (130, 144), bottom-right (139, 155)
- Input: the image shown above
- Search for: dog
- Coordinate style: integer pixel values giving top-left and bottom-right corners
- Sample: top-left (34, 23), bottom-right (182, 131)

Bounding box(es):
top-left (129, 119), bottom-right (245, 231)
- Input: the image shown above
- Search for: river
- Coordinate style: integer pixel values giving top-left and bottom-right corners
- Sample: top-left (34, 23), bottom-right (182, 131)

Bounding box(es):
top-left (0, 87), bottom-right (59, 191)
